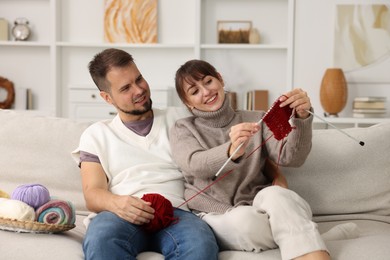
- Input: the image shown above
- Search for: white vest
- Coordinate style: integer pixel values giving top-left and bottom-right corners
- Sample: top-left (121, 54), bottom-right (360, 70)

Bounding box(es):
top-left (72, 107), bottom-right (190, 209)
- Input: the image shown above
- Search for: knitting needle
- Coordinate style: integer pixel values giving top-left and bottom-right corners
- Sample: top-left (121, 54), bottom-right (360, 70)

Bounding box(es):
top-left (305, 110), bottom-right (365, 146)
top-left (212, 118), bottom-right (264, 180)
top-left (213, 109), bottom-right (365, 180)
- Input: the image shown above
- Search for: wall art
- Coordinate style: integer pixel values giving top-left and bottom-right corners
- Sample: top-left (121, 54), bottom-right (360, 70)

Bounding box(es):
top-left (104, 0), bottom-right (157, 43)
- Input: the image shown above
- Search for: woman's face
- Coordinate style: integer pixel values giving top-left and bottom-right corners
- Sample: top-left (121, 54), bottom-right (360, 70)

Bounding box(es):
top-left (182, 74), bottom-right (225, 112)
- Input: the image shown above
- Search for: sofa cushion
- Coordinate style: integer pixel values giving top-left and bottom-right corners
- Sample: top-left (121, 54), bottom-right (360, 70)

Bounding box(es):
top-left (283, 123), bottom-right (390, 223)
top-left (0, 213), bottom-right (86, 260)
top-left (0, 110), bottom-right (90, 212)
top-left (319, 220), bottom-right (390, 260)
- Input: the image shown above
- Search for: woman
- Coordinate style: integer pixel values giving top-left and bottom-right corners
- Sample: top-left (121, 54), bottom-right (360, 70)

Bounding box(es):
top-left (169, 59), bottom-right (329, 260)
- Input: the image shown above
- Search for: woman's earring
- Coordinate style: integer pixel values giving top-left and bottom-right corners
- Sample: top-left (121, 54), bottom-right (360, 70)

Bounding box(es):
top-left (186, 104), bottom-right (194, 110)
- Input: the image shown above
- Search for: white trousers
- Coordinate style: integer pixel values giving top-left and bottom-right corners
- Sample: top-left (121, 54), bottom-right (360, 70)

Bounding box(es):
top-left (201, 186), bottom-right (328, 260)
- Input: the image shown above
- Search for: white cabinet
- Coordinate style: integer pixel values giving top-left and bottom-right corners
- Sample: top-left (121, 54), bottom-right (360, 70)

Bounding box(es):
top-left (0, 0), bottom-right (294, 120)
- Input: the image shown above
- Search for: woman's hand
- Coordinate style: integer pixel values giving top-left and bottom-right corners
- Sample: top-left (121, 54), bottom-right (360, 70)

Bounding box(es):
top-left (279, 88), bottom-right (312, 119)
top-left (228, 122), bottom-right (260, 161)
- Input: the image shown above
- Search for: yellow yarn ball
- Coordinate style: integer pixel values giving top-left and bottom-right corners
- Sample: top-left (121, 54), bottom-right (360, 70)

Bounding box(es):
top-left (0, 189), bottom-right (10, 199)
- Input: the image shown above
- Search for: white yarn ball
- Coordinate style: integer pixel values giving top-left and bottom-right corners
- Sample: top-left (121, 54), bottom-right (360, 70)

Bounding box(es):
top-left (0, 198), bottom-right (35, 221)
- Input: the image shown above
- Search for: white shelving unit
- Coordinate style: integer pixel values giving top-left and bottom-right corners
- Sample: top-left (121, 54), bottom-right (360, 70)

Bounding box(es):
top-left (2, 0), bottom-right (389, 130)
top-left (0, 0), bottom-right (54, 114)
top-left (198, 0), bottom-right (295, 109)
top-left (1, 0), bottom-right (386, 127)
top-left (1, 0), bottom-right (297, 121)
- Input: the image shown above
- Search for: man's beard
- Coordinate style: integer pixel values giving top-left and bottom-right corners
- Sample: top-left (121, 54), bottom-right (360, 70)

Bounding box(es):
top-left (117, 99), bottom-right (153, 116)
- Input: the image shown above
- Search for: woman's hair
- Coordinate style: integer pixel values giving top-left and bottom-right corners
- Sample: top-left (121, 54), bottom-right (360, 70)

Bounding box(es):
top-left (175, 59), bottom-right (220, 104)
top-left (88, 48), bottom-right (134, 92)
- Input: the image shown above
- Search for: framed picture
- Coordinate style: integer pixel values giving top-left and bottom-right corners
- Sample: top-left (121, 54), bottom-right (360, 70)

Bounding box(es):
top-left (104, 0), bottom-right (157, 43)
top-left (333, 4), bottom-right (390, 83)
top-left (217, 21), bottom-right (252, 44)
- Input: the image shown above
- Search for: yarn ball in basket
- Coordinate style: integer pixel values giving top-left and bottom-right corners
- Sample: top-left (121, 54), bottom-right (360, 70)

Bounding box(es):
top-left (0, 198), bottom-right (35, 221)
top-left (36, 199), bottom-right (76, 225)
top-left (11, 184), bottom-right (51, 210)
top-left (0, 189), bottom-right (10, 199)
top-left (141, 193), bottom-right (177, 233)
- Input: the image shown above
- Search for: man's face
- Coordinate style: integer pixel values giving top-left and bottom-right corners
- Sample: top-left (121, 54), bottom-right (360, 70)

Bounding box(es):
top-left (101, 63), bottom-right (152, 121)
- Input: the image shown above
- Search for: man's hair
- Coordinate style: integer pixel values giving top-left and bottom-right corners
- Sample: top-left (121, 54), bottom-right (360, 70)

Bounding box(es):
top-left (175, 59), bottom-right (220, 104)
top-left (88, 48), bottom-right (134, 92)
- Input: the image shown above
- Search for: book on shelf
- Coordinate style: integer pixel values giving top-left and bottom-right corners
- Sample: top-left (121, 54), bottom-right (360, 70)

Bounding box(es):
top-left (27, 89), bottom-right (33, 110)
top-left (353, 96), bottom-right (387, 102)
top-left (353, 108), bottom-right (387, 118)
top-left (353, 101), bottom-right (386, 109)
top-left (352, 96), bottom-right (387, 118)
top-left (352, 112), bottom-right (387, 118)
top-left (246, 90), bottom-right (268, 111)
top-left (352, 108), bottom-right (386, 114)
top-left (14, 88), bottom-right (33, 110)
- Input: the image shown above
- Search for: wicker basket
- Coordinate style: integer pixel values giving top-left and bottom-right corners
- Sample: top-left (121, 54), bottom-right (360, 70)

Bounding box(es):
top-left (0, 217), bottom-right (75, 233)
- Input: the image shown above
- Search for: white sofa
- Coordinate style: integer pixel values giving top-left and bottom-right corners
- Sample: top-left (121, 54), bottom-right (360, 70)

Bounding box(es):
top-left (0, 109), bottom-right (389, 260)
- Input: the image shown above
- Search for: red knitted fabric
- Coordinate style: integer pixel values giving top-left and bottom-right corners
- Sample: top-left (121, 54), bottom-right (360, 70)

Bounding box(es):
top-left (141, 193), bottom-right (177, 233)
top-left (262, 97), bottom-right (293, 140)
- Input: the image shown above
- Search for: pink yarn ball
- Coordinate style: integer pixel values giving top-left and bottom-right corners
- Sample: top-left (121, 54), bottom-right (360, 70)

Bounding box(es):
top-left (11, 184), bottom-right (51, 210)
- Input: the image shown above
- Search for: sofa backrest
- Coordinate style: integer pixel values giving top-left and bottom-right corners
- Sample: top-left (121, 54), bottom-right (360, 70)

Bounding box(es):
top-left (0, 110), bottom-right (90, 212)
top-left (283, 122), bottom-right (390, 223)
top-left (2, 109), bottom-right (389, 222)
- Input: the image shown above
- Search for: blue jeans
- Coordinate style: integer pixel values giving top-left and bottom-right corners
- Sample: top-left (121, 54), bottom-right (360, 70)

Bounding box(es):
top-left (83, 209), bottom-right (219, 260)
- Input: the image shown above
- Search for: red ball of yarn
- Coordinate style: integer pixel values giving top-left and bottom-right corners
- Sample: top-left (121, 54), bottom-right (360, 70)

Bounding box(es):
top-left (141, 193), bottom-right (177, 233)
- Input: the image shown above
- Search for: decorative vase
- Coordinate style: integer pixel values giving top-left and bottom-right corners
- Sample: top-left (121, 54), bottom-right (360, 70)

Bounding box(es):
top-left (320, 68), bottom-right (348, 117)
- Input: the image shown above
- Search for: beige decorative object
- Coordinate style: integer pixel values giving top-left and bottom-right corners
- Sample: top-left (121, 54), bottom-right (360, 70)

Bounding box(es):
top-left (0, 18), bottom-right (8, 41)
top-left (104, 0), bottom-right (157, 43)
top-left (217, 21), bottom-right (252, 44)
top-left (320, 68), bottom-right (348, 117)
top-left (0, 76), bottom-right (15, 109)
top-left (249, 28), bottom-right (260, 44)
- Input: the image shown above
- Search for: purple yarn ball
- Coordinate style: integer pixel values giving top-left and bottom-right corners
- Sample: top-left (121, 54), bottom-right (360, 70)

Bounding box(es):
top-left (11, 184), bottom-right (50, 210)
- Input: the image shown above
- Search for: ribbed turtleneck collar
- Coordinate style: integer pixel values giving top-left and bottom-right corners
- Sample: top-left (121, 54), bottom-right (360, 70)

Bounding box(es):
top-left (191, 94), bottom-right (236, 128)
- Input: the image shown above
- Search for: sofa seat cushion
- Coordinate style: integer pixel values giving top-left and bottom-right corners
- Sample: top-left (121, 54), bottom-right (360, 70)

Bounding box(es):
top-left (1, 217), bottom-right (388, 260)
top-left (319, 220), bottom-right (390, 260)
top-left (0, 213), bottom-right (86, 260)
top-left (138, 220), bottom-right (390, 260)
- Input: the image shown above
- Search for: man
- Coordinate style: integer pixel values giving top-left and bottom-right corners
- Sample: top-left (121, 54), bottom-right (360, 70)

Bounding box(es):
top-left (72, 48), bottom-right (218, 260)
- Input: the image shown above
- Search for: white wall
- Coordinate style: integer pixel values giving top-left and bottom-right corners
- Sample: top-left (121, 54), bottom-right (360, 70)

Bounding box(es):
top-left (294, 0), bottom-right (390, 117)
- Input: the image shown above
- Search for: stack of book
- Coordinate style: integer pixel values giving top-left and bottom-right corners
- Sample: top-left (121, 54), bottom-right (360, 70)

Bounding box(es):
top-left (246, 90), bottom-right (268, 111)
top-left (352, 96), bottom-right (387, 118)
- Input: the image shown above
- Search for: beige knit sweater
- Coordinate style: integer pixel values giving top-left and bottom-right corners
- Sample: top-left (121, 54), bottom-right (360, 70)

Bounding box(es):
top-left (169, 98), bottom-right (313, 214)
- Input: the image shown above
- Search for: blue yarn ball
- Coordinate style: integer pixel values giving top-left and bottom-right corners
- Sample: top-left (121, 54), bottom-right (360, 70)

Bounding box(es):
top-left (11, 184), bottom-right (51, 210)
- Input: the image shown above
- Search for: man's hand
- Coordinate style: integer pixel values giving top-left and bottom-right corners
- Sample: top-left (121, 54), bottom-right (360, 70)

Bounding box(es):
top-left (111, 195), bottom-right (155, 225)
top-left (81, 161), bottom-right (155, 225)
